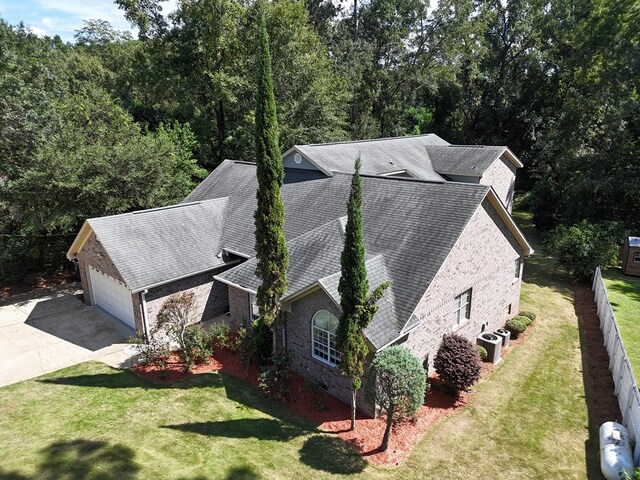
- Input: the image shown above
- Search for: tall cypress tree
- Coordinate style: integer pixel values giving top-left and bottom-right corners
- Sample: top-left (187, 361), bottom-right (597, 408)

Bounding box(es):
top-left (337, 156), bottom-right (389, 430)
top-left (254, 6), bottom-right (288, 341)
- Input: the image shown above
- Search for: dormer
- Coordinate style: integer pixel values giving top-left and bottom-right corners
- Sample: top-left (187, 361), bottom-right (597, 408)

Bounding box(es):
top-left (426, 145), bottom-right (522, 213)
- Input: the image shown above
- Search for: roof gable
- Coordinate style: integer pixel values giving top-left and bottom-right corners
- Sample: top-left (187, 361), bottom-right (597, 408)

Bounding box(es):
top-left (426, 145), bottom-right (522, 177)
top-left (287, 134), bottom-right (449, 182)
top-left (68, 198), bottom-right (235, 293)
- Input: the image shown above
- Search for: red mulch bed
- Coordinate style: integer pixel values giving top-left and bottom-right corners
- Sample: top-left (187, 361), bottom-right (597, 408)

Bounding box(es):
top-left (132, 338), bottom-right (523, 465)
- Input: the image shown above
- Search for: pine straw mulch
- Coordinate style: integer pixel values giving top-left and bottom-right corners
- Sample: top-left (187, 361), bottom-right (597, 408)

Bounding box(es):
top-left (132, 332), bottom-right (529, 465)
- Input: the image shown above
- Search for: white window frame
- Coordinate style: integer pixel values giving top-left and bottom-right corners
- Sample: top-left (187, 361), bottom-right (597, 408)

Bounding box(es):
top-left (514, 257), bottom-right (522, 278)
top-left (453, 289), bottom-right (472, 327)
top-left (311, 310), bottom-right (341, 367)
top-left (634, 252), bottom-right (640, 263)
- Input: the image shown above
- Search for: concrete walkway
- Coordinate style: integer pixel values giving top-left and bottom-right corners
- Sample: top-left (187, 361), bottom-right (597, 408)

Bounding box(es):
top-left (0, 288), bottom-right (138, 387)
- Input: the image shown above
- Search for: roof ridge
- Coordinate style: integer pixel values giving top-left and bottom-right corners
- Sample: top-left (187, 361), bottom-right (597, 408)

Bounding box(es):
top-left (224, 159), bottom-right (255, 165)
top-left (131, 197), bottom-right (228, 215)
top-left (430, 144), bottom-right (506, 149)
top-left (300, 133), bottom-right (443, 148)
top-left (330, 170), bottom-right (493, 190)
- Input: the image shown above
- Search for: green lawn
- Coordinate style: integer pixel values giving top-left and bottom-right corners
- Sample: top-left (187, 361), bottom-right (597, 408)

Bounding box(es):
top-left (0, 211), bottom-right (596, 479)
top-left (602, 268), bottom-right (640, 375)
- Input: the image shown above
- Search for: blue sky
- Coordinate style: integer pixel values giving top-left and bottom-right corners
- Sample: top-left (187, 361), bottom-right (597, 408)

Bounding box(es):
top-left (0, 0), bottom-right (177, 42)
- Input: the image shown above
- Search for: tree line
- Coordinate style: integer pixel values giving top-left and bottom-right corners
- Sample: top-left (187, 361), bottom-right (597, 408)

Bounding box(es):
top-left (1, 0), bottom-right (638, 282)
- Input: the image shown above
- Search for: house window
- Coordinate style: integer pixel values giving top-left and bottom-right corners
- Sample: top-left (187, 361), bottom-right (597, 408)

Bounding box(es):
top-left (514, 257), bottom-right (521, 278)
top-left (634, 252), bottom-right (640, 263)
top-left (454, 289), bottom-right (472, 326)
top-left (312, 310), bottom-right (341, 367)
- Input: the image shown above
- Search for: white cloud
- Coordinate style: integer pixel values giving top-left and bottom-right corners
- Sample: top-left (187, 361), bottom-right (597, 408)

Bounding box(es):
top-left (38, 0), bottom-right (133, 30)
top-left (41, 16), bottom-right (56, 28)
top-left (27, 25), bottom-right (48, 37)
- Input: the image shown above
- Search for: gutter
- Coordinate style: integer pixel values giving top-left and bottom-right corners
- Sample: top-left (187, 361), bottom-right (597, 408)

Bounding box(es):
top-left (140, 289), bottom-right (151, 343)
top-left (212, 276), bottom-right (257, 295)
top-left (131, 260), bottom-right (242, 293)
top-left (374, 323), bottom-right (420, 352)
top-left (223, 247), bottom-right (251, 259)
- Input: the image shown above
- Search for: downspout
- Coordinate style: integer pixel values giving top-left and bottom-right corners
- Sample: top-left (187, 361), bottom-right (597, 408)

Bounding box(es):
top-left (140, 289), bottom-right (151, 343)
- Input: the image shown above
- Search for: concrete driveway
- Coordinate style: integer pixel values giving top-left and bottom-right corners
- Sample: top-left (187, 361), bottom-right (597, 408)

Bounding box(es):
top-left (0, 286), bottom-right (137, 387)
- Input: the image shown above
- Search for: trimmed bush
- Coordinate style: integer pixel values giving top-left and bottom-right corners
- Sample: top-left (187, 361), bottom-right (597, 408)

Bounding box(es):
top-left (251, 318), bottom-right (273, 365)
top-left (519, 311), bottom-right (537, 322)
top-left (258, 352), bottom-right (292, 401)
top-left (209, 322), bottom-right (231, 348)
top-left (475, 345), bottom-right (488, 361)
top-left (183, 324), bottom-right (215, 365)
top-left (365, 346), bottom-right (427, 450)
top-left (506, 317), bottom-right (528, 338)
top-left (514, 314), bottom-right (532, 326)
top-left (434, 334), bottom-right (482, 395)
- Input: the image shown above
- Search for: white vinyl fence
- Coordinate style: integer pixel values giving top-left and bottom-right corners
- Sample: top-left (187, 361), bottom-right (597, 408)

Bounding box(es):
top-left (593, 266), bottom-right (640, 465)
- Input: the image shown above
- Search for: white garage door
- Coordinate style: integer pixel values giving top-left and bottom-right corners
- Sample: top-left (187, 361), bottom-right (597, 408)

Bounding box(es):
top-left (88, 266), bottom-right (135, 329)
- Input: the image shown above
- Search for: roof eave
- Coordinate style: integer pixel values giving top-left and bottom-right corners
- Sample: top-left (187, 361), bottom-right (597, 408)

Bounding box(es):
top-left (66, 221), bottom-right (93, 260)
top-left (501, 147), bottom-right (524, 168)
top-left (485, 188), bottom-right (534, 255)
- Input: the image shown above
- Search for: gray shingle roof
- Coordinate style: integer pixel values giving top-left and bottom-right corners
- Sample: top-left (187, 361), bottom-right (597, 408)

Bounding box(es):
top-left (191, 160), bottom-right (490, 349)
top-left (292, 134), bottom-right (449, 181)
top-left (318, 255), bottom-right (399, 349)
top-left (425, 145), bottom-right (508, 177)
top-left (88, 198), bottom-right (234, 293)
top-left (216, 217), bottom-right (346, 298)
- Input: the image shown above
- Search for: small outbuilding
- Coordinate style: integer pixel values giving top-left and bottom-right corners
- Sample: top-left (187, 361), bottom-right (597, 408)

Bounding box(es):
top-left (621, 237), bottom-right (640, 277)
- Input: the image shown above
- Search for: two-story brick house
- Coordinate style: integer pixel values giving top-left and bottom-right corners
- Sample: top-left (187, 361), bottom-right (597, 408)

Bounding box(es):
top-left (67, 134), bottom-right (532, 413)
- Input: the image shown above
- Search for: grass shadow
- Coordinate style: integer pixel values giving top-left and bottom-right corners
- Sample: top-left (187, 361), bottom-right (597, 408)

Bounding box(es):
top-left (222, 466), bottom-right (262, 480)
top-left (299, 435), bottom-right (366, 474)
top-left (39, 368), bottom-right (223, 390)
top-left (164, 418), bottom-right (303, 442)
top-left (220, 372), bottom-right (320, 430)
top-left (603, 269), bottom-right (640, 304)
top-left (0, 439), bottom-right (139, 480)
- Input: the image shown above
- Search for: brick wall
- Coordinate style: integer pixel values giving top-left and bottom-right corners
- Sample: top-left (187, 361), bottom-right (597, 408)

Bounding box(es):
top-left (285, 288), bottom-right (374, 416)
top-left (480, 156), bottom-right (516, 213)
top-left (228, 286), bottom-right (251, 329)
top-left (226, 285), bottom-right (375, 415)
top-left (403, 198), bottom-right (524, 373)
top-left (144, 267), bottom-right (233, 332)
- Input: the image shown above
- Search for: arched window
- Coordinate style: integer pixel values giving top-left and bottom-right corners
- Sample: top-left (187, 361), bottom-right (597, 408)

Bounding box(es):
top-left (312, 310), bottom-right (341, 367)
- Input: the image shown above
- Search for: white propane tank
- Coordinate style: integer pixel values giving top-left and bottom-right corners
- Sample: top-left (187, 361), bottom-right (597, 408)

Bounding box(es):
top-left (600, 421), bottom-right (634, 480)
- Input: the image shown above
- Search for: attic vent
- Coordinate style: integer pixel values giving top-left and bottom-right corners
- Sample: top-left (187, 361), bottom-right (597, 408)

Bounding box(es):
top-left (294, 153), bottom-right (303, 164)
